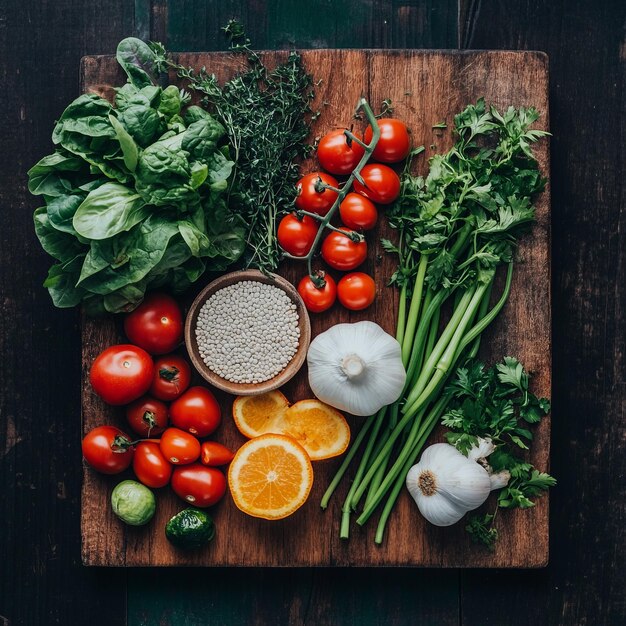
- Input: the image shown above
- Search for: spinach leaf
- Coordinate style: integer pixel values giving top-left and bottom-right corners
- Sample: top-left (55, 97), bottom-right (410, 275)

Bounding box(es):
top-left (205, 150), bottom-right (234, 191)
top-left (43, 256), bottom-right (86, 308)
top-left (109, 115), bottom-right (139, 171)
top-left (116, 38), bottom-right (158, 89)
top-left (73, 182), bottom-right (148, 239)
top-left (158, 85), bottom-right (186, 120)
top-left (47, 194), bottom-right (84, 234)
top-left (34, 207), bottom-right (87, 262)
top-left (118, 104), bottom-right (162, 147)
top-left (28, 151), bottom-right (84, 197)
top-left (135, 137), bottom-right (197, 207)
top-left (182, 116), bottom-right (224, 161)
top-left (178, 220), bottom-right (211, 257)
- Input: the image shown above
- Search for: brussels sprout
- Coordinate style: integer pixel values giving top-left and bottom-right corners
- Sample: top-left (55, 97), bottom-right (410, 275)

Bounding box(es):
top-left (111, 480), bottom-right (156, 526)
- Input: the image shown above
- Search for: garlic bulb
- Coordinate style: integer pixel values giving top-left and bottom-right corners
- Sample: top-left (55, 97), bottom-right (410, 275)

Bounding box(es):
top-left (406, 440), bottom-right (510, 527)
top-left (306, 321), bottom-right (406, 416)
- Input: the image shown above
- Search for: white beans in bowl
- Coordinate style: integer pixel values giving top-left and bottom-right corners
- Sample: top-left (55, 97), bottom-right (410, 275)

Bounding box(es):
top-left (194, 280), bottom-right (300, 384)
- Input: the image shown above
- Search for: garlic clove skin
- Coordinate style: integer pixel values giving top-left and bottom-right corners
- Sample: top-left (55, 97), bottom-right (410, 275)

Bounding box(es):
top-left (406, 443), bottom-right (494, 527)
top-left (307, 321), bottom-right (406, 416)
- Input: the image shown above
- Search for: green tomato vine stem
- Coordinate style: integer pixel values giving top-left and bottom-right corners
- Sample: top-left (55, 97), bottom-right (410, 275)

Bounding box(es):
top-left (282, 97), bottom-right (381, 287)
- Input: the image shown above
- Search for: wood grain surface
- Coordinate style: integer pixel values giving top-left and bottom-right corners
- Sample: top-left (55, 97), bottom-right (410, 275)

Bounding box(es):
top-left (80, 49), bottom-right (550, 567)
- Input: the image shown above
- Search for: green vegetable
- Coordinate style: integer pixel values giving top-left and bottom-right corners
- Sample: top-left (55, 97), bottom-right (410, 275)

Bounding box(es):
top-left (321, 99), bottom-right (550, 543)
top-left (443, 357), bottom-right (554, 548)
top-left (152, 21), bottom-right (315, 272)
top-left (29, 37), bottom-right (246, 313)
top-left (165, 507), bottom-right (215, 549)
top-left (111, 480), bottom-right (156, 526)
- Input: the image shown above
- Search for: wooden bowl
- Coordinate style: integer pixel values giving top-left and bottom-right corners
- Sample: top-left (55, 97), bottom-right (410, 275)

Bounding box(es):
top-left (184, 270), bottom-right (311, 396)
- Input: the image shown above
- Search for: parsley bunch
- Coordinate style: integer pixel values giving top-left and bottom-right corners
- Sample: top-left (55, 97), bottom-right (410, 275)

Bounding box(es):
top-left (443, 357), bottom-right (555, 549)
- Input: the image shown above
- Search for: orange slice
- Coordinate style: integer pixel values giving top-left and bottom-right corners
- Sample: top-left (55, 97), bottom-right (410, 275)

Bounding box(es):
top-left (228, 434), bottom-right (313, 520)
top-left (280, 400), bottom-right (350, 461)
top-left (232, 390), bottom-right (289, 438)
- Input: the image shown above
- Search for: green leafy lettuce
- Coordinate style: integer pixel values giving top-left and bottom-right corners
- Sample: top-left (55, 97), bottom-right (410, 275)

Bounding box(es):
top-left (29, 37), bottom-right (245, 314)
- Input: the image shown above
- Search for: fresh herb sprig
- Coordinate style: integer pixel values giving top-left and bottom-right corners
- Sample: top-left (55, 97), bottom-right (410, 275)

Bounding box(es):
top-left (153, 22), bottom-right (316, 272)
top-left (443, 357), bottom-right (555, 549)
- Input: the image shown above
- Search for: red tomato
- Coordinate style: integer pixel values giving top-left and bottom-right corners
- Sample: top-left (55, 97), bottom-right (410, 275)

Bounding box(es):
top-left (364, 119), bottom-right (410, 163)
top-left (353, 164), bottom-right (401, 205)
top-left (132, 441), bottom-right (172, 488)
top-left (277, 213), bottom-right (319, 257)
top-left (317, 128), bottom-right (365, 175)
top-left (337, 272), bottom-right (377, 310)
top-left (321, 230), bottom-right (368, 271)
top-left (171, 464), bottom-right (227, 507)
top-left (126, 395), bottom-right (169, 437)
top-left (82, 426), bottom-right (134, 475)
top-left (149, 354), bottom-right (192, 401)
top-left (201, 442), bottom-right (235, 466)
top-left (159, 427), bottom-right (201, 465)
top-left (89, 344), bottom-right (153, 406)
top-left (297, 273), bottom-right (337, 313)
top-left (295, 172), bottom-right (339, 216)
top-left (339, 193), bottom-right (378, 231)
top-left (169, 386), bottom-right (221, 438)
top-left (123, 293), bottom-right (183, 355)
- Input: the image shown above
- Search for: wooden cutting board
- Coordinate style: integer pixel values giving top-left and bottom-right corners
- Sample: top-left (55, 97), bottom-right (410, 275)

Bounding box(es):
top-left (80, 49), bottom-right (550, 567)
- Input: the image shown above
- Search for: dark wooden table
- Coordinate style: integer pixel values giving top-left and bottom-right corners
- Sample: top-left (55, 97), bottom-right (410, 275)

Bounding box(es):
top-left (0, 1), bottom-right (623, 624)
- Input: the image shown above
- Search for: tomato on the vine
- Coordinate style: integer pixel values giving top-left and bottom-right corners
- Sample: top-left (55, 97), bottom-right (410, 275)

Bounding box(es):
top-left (124, 293), bottom-right (183, 355)
top-left (353, 164), bottom-right (400, 205)
top-left (317, 128), bottom-right (365, 175)
top-left (297, 273), bottom-right (337, 313)
top-left (169, 386), bottom-right (221, 438)
top-left (149, 354), bottom-right (191, 401)
top-left (201, 441), bottom-right (235, 466)
top-left (82, 425), bottom-right (134, 475)
top-left (133, 441), bottom-right (172, 488)
top-left (321, 230), bottom-right (368, 271)
top-left (159, 427), bottom-right (201, 465)
top-left (89, 344), bottom-right (153, 406)
top-left (171, 464), bottom-right (227, 507)
top-left (295, 172), bottom-right (339, 216)
top-left (277, 213), bottom-right (318, 257)
top-left (364, 119), bottom-right (410, 163)
top-left (126, 395), bottom-right (168, 437)
top-left (337, 272), bottom-right (377, 310)
top-left (339, 193), bottom-right (378, 231)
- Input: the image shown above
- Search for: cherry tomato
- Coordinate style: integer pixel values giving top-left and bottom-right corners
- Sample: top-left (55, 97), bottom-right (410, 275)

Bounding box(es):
top-left (132, 441), bottom-right (172, 488)
top-left (297, 273), bottom-right (337, 313)
top-left (339, 193), bottom-right (378, 231)
top-left (171, 464), bottom-right (227, 507)
top-left (321, 230), bottom-right (368, 271)
top-left (169, 386), bottom-right (222, 438)
top-left (317, 128), bottom-right (365, 175)
top-left (201, 441), bottom-right (235, 466)
top-left (277, 213), bottom-right (319, 257)
top-left (337, 272), bottom-right (377, 310)
top-left (82, 426), bottom-right (134, 475)
top-left (364, 119), bottom-right (410, 163)
top-left (159, 427), bottom-right (201, 465)
top-left (295, 172), bottom-right (339, 216)
top-left (123, 292), bottom-right (183, 355)
top-left (353, 164), bottom-right (401, 205)
top-left (89, 344), bottom-right (153, 406)
top-left (149, 354), bottom-right (191, 401)
top-left (126, 395), bottom-right (169, 437)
